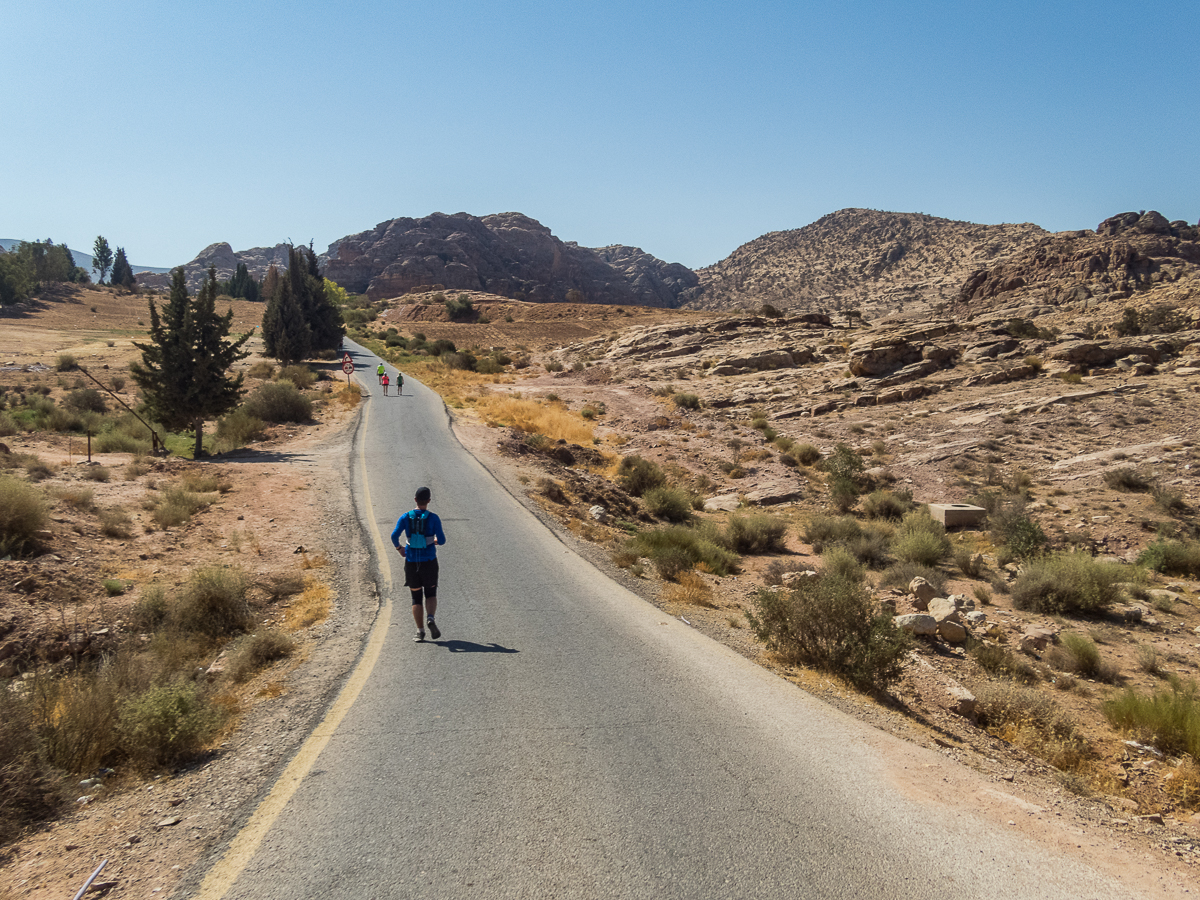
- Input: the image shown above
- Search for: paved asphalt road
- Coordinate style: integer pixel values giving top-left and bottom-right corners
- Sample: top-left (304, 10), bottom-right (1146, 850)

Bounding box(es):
top-left (191, 342), bottom-right (1137, 899)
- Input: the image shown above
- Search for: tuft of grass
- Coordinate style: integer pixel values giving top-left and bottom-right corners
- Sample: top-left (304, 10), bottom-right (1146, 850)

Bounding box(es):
top-left (1011, 552), bottom-right (1124, 614)
top-left (1050, 633), bottom-right (1117, 682)
top-left (81, 465), bottom-right (111, 483)
top-left (970, 642), bottom-right (1039, 683)
top-left (98, 506), bottom-right (134, 538)
top-left (179, 471), bottom-right (232, 494)
top-left (723, 513), bottom-right (788, 554)
top-left (227, 629), bottom-right (297, 682)
top-left (1135, 644), bottom-right (1163, 677)
top-left (152, 486), bottom-right (212, 528)
top-left (1104, 682), bottom-right (1200, 758)
top-left (671, 392), bottom-right (701, 410)
top-left (1137, 539), bottom-right (1200, 577)
top-left (617, 455), bottom-right (667, 497)
top-left (973, 681), bottom-right (1089, 771)
top-left (878, 561), bottom-right (948, 594)
top-left (625, 523), bottom-right (740, 579)
top-left (644, 485), bottom-right (694, 523)
top-left (217, 408), bottom-right (266, 449)
top-left (746, 570), bottom-right (910, 691)
top-left (131, 586), bottom-right (168, 630)
top-left (277, 365), bottom-right (317, 390)
top-left (792, 443), bottom-right (822, 466)
top-left (0, 688), bottom-right (64, 842)
top-left (285, 577), bottom-right (332, 630)
top-left (102, 578), bottom-right (126, 596)
top-left (661, 572), bottom-right (716, 607)
top-left (0, 475), bottom-right (48, 557)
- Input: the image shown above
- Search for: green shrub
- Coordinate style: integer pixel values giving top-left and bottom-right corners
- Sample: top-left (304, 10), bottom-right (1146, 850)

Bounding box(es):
top-left (55, 353), bottom-right (78, 371)
top-left (168, 565), bottom-right (253, 638)
top-left (1104, 682), bottom-right (1200, 757)
top-left (216, 408), bottom-right (266, 449)
top-left (242, 381), bottom-right (312, 423)
top-left (974, 681), bottom-right (1077, 741)
top-left (1137, 539), bottom-right (1200, 577)
top-left (64, 388), bottom-right (107, 413)
top-left (746, 572), bottom-right (910, 691)
top-left (821, 545), bottom-right (865, 584)
top-left (445, 293), bottom-right (474, 320)
top-left (277, 365), bottom-right (317, 390)
top-left (793, 443), bottom-right (821, 465)
top-left (476, 357), bottom-right (504, 375)
top-left (443, 351), bottom-right (477, 371)
top-left (1011, 552), bottom-right (1124, 614)
top-left (861, 489), bottom-right (913, 521)
top-left (723, 514), bottom-right (788, 554)
top-left (672, 392), bottom-right (701, 410)
top-left (103, 578), bottom-right (126, 596)
top-left (803, 514), bottom-right (863, 552)
top-left (625, 524), bottom-right (740, 577)
top-left (644, 486), bottom-right (695, 523)
top-left (119, 680), bottom-right (221, 768)
top-left (617, 455), bottom-right (667, 497)
top-left (989, 497), bottom-right (1046, 559)
top-left (227, 629), bottom-right (296, 682)
top-left (0, 412), bottom-right (16, 437)
top-left (0, 475), bottom-right (48, 557)
top-left (82, 464), bottom-right (111, 482)
top-left (893, 509), bottom-right (950, 566)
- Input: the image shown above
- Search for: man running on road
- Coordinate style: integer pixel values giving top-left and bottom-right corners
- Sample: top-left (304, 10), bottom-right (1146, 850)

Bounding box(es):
top-left (396, 371), bottom-right (404, 395)
top-left (391, 486), bottom-right (447, 642)
top-left (376, 362), bottom-right (385, 384)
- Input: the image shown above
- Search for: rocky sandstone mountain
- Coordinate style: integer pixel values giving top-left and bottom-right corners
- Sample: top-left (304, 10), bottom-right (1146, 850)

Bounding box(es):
top-left (955, 210), bottom-right (1200, 321)
top-left (690, 208), bottom-right (1049, 319)
top-left (321, 212), bottom-right (699, 307)
top-left (136, 242), bottom-right (293, 292)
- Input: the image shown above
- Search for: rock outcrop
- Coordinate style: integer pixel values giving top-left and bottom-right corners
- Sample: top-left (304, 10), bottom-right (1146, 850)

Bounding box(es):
top-left (136, 242), bottom-right (292, 293)
top-left (321, 212), bottom-right (699, 307)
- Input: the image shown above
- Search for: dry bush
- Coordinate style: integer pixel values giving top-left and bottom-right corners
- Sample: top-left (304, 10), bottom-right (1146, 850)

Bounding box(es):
top-left (336, 382), bottom-right (362, 408)
top-left (1104, 683), bottom-right (1200, 758)
top-left (878, 561), bottom-right (948, 594)
top-left (762, 558), bottom-right (815, 586)
top-left (617, 455), bottom-right (667, 497)
top-left (644, 485), bottom-right (694, 522)
top-left (538, 477), bottom-right (568, 504)
top-left (1164, 757), bottom-right (1200, 811)
top-left (180, 471), bottom-right (232, 494)
top-left (0, 687), bottom-right (64, 843)
top-left (1049, 633), bottom-right (1119, 683)
top-left (216, 408), bottom-right (266, 449)
top-left (475, 395), bottom-right (594, 444)
top-left (227, 629), bottom-right (297, 682)
top-left (661, 572), bottom-right (715, 607)
top-left (973, 681), bottom-right (1090, 771)
top-left (969, 642), bottom-right (1039, 684)
top-left (1136, 644), bottom-right (1164, 677)
top-left (264, 571), bottom-right (306, 600)
top-left (168, 566), bottom-right (253, 638)
top-left (1011, 552), bottom-right (1124, 614)
top-left (277, 365), bottom-right (317, 390)
top-left (1103, 467), bottom-right (1152, 493)
top-left (246, 361), bottom-right (276, 379)
top-left (242, 381), bottom-right (312, 423)
top-left (286, 578), bottom-right (332, 630)
top-left (82, 465), bottom-right (111, 483)
top-left (723, 513), bottom-right (788, 554)
top-left (54, 485), bottom-right (94, 510)
top-left (747, 571), bottom-right (909, 691)
top-left (299, 551), bottom-right (330, 570)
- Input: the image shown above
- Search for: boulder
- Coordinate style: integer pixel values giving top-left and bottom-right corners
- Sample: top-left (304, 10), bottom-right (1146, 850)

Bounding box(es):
top-left (927, 598), bottom-right (961, 624)
top-left (909, 577), bottom-right (937, 609)
top-left (938, 620), bottom-right (968, 643)
top-left (894, 614), bottom-right (937, 635)
top-left (944, 680), bottom-right (977, 716)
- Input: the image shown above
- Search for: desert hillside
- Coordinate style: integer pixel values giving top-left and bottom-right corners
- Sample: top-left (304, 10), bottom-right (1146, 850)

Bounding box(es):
top-left (691, 208), bottom-right (1049, 319)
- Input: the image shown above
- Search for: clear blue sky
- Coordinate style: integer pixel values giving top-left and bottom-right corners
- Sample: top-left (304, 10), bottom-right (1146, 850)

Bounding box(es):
top-left (2, 0), bottom-right (1196, 271)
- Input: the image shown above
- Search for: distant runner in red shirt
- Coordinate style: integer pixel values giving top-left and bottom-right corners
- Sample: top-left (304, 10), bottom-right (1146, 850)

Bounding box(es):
top-left (381, 373), bottom-right (390, 395)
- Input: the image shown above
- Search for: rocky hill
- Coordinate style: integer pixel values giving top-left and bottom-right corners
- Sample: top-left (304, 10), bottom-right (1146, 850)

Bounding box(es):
top-left (690, 209), bottom-right (1048, 319)
top-left (135, 241), bottom-right (293, 292)
top-left (954, 210), bottom-right (1200, 322)
top-left (321, 212), bottom-right (700, 307)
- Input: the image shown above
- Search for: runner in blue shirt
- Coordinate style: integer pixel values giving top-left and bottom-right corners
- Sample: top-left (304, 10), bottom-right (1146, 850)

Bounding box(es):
top-left (391, 486), bottom-right (447, 642)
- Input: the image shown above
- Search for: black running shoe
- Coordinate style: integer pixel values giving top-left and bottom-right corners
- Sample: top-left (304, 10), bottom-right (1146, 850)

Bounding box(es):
top-left (414, 630), bottom-right (425, 642)
top-left (427, 618), bottom-right (441, 640)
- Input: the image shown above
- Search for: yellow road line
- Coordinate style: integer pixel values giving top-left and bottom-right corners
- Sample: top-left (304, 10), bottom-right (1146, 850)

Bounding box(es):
top-left (193, 393), bottom-right (392, 899)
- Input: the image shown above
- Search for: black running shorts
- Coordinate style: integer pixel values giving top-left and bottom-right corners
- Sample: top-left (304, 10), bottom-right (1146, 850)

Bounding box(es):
top-left (404, 559), bottom-right (438, 598)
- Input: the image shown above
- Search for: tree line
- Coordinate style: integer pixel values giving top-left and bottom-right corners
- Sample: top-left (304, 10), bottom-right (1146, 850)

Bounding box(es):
top-left (0, 239), bottom-right (92, 305)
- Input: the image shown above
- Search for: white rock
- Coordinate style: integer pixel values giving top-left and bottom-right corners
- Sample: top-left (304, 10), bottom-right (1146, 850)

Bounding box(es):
top-left (894, 614), bottom-right (937, 635)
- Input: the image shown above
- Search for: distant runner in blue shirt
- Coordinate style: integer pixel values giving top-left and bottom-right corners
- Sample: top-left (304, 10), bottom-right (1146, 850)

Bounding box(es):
top-left (391, 486), bottom-right (447, 642)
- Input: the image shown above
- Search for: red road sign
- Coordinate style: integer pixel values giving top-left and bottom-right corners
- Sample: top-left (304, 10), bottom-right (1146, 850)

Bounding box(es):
top-left (342, 359), bottom-right (354, 374)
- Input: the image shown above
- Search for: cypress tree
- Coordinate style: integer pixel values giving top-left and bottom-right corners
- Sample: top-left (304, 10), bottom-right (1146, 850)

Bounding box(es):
top-left (288, 244), bottom-right (343, 353)
top-left (110, 247), bottom-right (136, 290)
top-left (262, 270), bottom-right (311, 365)
top-left (130, 267), bottom-right (250, 458)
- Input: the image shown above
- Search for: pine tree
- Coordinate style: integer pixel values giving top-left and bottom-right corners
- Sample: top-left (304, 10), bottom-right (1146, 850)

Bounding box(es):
top-left (226, 262), bottom-right (261, 302)
top-left (261, 264), bottom-right (281, 303)
top-left (130, 267), bottom-right (250, 458)
top-left (110, 247), bottom-right (136, 290)
top-left (93, 236), bottom-right (113, 284)
top-left (289, 244), bottom-right (343, 353)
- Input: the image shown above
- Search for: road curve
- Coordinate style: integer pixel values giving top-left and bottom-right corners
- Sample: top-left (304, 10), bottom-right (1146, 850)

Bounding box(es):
top-left (186, 341), bottom-right (1138, 900)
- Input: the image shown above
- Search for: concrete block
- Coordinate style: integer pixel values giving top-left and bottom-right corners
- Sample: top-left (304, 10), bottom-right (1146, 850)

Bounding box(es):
top-left (929, 503), bottom-right (986, 528)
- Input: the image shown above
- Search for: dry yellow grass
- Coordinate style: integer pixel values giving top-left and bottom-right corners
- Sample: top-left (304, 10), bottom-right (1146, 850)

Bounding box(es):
top-left (286, 578), bottom-right (332, 630)
top-left (475, 395), bottom-right (595, 444)
top-left (661, 572), bottom-right (716, 607)
top-left (335, 382), bottom-right (362, 408)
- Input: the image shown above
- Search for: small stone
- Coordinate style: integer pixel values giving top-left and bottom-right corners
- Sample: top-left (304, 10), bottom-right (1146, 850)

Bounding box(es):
top-left (156, 816), bottom-right (182, 827)
top-left (1136, 813), bottom-right (1165, 825)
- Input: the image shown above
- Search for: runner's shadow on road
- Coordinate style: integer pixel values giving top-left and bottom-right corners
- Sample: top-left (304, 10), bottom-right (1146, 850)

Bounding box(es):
top-left (438, 639), bottom-right (519, 654)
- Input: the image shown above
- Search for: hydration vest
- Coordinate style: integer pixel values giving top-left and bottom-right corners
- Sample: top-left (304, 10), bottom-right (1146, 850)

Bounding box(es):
top-left (406, 509), bottom-right (431, 549)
